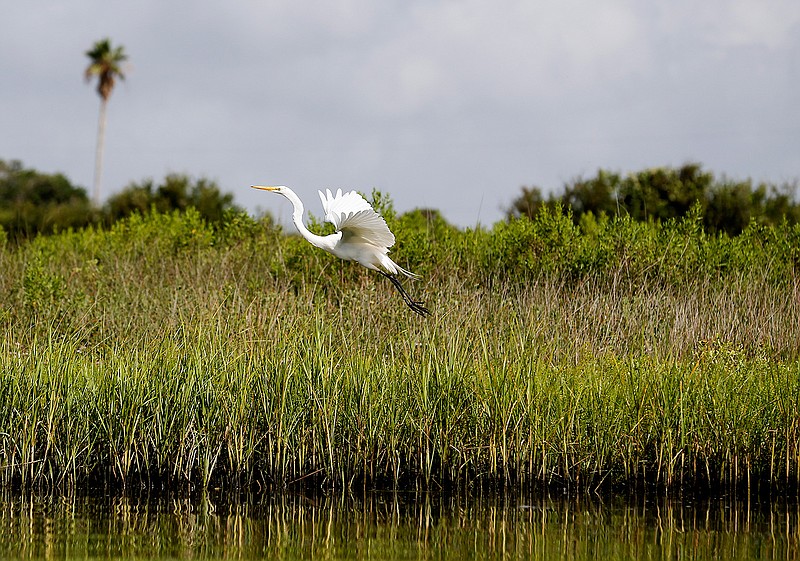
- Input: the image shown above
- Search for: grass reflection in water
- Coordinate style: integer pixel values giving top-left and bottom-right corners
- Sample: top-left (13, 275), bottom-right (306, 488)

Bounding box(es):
top-left (0, 491), bottom-right (797, 560)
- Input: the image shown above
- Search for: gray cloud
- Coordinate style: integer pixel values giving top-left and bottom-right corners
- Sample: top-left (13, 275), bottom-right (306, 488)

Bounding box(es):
top-left (1, 0), bottom-right (798, 226)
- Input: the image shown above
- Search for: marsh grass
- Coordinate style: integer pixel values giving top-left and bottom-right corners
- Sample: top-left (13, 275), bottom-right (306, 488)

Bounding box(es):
top-left (0, 208), bottom-right (799, 492)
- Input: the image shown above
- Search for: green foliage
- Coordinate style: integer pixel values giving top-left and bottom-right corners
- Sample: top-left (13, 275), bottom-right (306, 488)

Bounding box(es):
top-left (492, 201), bottom-right (800, 288)
top-left (510, 163), bottom-right (800, 236)
top-left (705, 179), bottom-right (758, 234)
top-left (563, 169), bottom-right (621, 218)
top-left (507, 185), bottom-right (548, 220)
top-left (107, 207), bottom-right (216, 254)
top-left (393, 208), bottom-right (460, 277)
top-left (105, 173), bottom-right (240, 224)
top-left (488, 205), bottom-right (581, 277)
top-left (620, 163), bottom-right (713, 222)
top-left (0, 159), bottom-right (96, 238)
top-left (84, 38), bottom-right (127, 100)
top-left (22, 252), bottom-right (66, 313)
top-left (0, 160), bottom-right (245, 242)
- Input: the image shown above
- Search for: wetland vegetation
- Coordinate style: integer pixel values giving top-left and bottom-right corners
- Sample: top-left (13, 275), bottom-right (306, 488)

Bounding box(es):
top-left (1, 185), bottom-right (799, 493)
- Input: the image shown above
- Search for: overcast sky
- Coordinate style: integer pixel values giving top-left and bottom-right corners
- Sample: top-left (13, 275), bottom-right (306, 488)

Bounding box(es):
top-left (2, 1), bottom-right (798, 226)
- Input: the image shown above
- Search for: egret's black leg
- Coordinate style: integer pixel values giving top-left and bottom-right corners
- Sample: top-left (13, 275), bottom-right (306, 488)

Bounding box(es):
top-left (379, 271), bottom-right (431, 317)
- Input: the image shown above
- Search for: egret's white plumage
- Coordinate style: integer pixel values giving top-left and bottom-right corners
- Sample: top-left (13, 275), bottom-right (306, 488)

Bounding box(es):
top-left (320, 188), bottom-right (395, 249)
top-left (252, 185), bottom-right (429, 316)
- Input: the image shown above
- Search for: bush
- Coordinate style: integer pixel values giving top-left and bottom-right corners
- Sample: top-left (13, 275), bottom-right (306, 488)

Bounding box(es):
top-left (104, 174), bottom-right (240, 224)
top-left (508, 163), bottom-right (800, 236)
top-left (0, 159), bottom-right (96, 238)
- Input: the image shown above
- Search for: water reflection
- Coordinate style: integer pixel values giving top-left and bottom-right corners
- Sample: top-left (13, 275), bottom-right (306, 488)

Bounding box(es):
top-left (0, 490), bottom-right (797, 560)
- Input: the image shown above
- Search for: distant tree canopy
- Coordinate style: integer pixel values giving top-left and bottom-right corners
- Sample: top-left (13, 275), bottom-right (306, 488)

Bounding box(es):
top-left (105, 174), bottom-right (239, 223)
top-left (0, 159), bottom-right (95, 238)
top-left (508, 163), bottom-right (800, 235)
top-left (0, 159), bottom-right (240, 240)
top-left (5, 159), bottom-right (798, 241)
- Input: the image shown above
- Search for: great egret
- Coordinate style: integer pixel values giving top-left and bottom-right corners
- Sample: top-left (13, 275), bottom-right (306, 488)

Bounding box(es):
top-left (252, 185), bottom-right (430, 316)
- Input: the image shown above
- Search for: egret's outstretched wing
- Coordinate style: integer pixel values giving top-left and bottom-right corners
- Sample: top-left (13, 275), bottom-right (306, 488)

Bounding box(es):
top-left (318, 189), bottom-right (395, 248)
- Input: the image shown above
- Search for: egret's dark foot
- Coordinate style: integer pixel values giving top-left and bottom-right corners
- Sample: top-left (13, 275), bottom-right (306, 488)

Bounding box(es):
top-left (380, 272), bottom-right (431, 317)
top-left (406, 299), bottom-right (430, 317)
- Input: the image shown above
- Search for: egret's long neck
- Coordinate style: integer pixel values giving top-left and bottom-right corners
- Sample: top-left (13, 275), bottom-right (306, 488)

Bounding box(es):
top-left (283, 189), bottom-right (330, 249)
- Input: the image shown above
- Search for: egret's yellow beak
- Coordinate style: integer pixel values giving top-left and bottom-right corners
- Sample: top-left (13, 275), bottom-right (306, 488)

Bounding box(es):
top-left (251, 185), bottom-right (282, 192)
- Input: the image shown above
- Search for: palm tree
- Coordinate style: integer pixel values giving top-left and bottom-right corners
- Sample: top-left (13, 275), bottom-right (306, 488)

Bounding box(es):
top-left (84, 38), bottom-right (128, 206)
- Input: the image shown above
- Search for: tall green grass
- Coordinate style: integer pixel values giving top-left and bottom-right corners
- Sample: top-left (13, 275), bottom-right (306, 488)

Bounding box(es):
top-left (0, 205), bottom-right (798, 491)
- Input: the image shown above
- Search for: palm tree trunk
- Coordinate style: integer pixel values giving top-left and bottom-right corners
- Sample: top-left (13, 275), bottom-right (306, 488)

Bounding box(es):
top-left (92, 98), bottom-right (108, 207)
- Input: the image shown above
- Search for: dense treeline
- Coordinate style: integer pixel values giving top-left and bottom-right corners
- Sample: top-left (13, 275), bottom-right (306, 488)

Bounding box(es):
top-left (1, 190), bottom-right (798, 492)
top-left (0, 160), bottom-right (94, 237)
top-left (0, 159), bottom-right (238, 239)
top-left (4, 159), bottom-right (799, 240)
top-left (509, 162), bottom-right (800, 235)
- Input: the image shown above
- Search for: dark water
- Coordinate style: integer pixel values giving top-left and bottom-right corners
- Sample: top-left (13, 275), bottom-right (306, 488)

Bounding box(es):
top-left (0, 490), bottom-right (797, 560)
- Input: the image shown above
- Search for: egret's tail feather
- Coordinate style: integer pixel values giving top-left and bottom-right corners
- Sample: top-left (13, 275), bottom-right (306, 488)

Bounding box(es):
top-left (395, 263), bottom-right (420, 279)
top-left (381, 256), bottom-right (420, 279)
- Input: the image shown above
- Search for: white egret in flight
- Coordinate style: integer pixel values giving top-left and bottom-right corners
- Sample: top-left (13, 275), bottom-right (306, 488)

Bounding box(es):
top-left (252, 185), bottom-right (430, 316)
